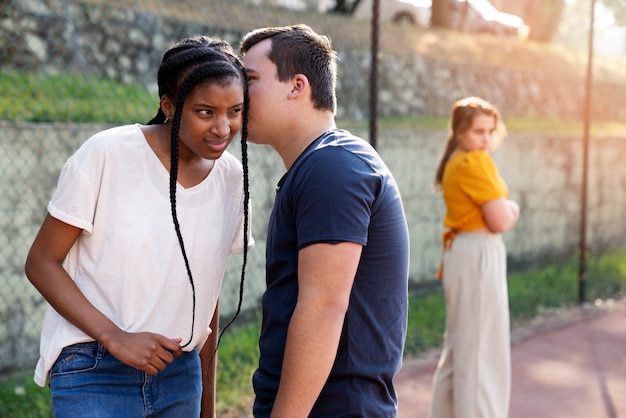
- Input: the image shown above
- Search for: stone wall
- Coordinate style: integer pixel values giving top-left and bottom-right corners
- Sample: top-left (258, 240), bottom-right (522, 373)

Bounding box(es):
top-left (2, 0), bottom-right (626, 121)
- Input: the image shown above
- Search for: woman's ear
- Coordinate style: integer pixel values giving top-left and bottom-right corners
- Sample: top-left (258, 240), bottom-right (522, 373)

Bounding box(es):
top-left (160, 95), bottom-right (174, 119)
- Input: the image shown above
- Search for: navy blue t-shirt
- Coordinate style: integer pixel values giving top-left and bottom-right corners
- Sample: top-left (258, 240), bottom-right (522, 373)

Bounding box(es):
top-left (253, 129), bottom-right (410, 417)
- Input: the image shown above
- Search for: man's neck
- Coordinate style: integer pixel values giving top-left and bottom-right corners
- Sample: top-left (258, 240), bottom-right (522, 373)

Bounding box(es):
top-left (279, 115), bottom-right (336, 170)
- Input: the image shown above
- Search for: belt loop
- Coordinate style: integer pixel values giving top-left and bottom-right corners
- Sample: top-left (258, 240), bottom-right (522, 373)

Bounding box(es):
top-left (96, 341), bottom-right (106, 360)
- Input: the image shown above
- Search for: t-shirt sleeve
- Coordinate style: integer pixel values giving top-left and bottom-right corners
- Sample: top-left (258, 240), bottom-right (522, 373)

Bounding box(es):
top-left (457, 151), bottom-right (508, 206)
top-left (229, 193), bottom-right (255, 255)
top-left (293, 147), bottom-right (375, 249)
top-left (47, 151), bottom-right (99, 233)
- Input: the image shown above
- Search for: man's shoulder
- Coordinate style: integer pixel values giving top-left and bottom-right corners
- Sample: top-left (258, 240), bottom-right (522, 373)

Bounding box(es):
top-left (319, 129), bottom-right (369, 148)
top-left (310, 130), bottom-right (376, 161)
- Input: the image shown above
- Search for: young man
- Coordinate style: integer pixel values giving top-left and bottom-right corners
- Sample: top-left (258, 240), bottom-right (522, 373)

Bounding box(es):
top-left (240, 24), bottom-right (410, 417)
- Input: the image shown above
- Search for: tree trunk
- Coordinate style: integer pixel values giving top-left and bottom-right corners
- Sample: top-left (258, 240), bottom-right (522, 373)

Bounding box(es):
top-left (431, 0), bottom-right (452, 28)
top-left (499, 0), bottom-right (565, 42)
top-left (525, 0), bottom-right (565, 42)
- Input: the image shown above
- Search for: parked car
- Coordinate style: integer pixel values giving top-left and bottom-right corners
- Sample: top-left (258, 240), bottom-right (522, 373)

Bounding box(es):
top-left (451, 0), bottom-right (530, 38)
top-left (353, 0), bottom-right (530, 39)
top-left (353, 0), bottom-right (431, 28)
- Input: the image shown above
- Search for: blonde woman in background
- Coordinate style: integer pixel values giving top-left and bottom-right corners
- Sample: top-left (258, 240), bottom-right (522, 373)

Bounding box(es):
top-left (431, 97), bottom-right (519, 418)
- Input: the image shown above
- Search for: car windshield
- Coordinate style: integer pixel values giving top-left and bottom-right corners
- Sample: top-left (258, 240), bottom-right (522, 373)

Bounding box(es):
top-left (399, 0), bottom-right (431, 7)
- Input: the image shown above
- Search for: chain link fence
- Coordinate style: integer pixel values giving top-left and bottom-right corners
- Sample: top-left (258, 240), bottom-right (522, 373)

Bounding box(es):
top-left (2, 0), bottom-right (626, 379)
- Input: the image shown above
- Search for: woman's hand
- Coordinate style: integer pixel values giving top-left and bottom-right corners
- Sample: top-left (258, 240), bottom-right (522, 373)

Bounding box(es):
top-left (482, 197), bottom-right (519, 233)
top-left (506, 199), bottom-right (520, 222)
top-left (25, 214), bottom-right (183, 375)
top-left (101, 330), bottom-right (183, 375)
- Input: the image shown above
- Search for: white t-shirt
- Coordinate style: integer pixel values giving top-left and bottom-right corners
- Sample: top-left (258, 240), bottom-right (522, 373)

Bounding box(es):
top-left (34, 124), bottom-right (253, 386)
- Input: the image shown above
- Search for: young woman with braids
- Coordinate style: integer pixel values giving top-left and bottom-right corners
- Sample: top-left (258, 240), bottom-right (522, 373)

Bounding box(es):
top-left (430, 97), bottom-right (519, 418)
top-left (24, 35), bottom-right (253, 417)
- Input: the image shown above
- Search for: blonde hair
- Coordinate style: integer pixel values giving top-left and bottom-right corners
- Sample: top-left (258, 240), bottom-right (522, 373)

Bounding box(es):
top-left (434, 97), bottom-right (506, 190)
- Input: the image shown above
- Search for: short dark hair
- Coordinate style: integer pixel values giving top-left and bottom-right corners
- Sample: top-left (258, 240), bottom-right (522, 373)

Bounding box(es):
top-left (240, 24), bottom-right (337, 113)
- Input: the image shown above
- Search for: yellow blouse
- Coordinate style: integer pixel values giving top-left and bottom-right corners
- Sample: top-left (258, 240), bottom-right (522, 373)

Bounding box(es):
top-left (436, 151), bottom-right (508, 279)
top-left (442, 150), bottom-right (509, 232)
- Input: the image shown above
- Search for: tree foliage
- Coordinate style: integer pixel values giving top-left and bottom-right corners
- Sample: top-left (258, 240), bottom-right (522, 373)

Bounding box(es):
top-left (557, 0), bottom-right (626, 55)
top-left (601, 0), bottom-right (626, 25)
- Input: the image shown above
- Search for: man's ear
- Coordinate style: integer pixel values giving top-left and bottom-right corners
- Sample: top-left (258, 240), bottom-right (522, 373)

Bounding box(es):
top-left (160, 95), bottom-right (174, 119)
top-left (288, 74), bottom-right (308, 99)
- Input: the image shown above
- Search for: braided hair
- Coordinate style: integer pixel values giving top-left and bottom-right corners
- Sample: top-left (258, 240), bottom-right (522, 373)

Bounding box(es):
top-left (147, 36), bottom-right (250, 352)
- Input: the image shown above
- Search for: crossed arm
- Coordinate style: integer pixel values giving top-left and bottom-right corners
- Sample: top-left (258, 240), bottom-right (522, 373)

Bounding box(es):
top-left (482, 197), bottom-right (520, 233)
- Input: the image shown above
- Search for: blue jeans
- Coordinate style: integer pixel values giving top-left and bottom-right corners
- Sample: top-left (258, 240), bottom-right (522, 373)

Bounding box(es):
top-left (49, 341), bottom-right (201, 417)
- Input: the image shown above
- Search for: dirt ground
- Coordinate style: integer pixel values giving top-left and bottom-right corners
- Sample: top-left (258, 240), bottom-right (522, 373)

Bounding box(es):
top-left (394, 296), bottom-right (626, 418)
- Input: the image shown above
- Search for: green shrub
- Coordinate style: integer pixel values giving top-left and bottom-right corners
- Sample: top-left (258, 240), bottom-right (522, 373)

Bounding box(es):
top-left (0, 70), bottom-right (155, 124)
top-left (0, 373), bottom-right (51, 418)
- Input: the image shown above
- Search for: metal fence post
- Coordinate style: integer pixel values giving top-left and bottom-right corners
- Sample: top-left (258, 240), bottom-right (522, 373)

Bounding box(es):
top-left (579, 0), bottom-right (596, 305)
top-left (369, 0), bottom-right (380, 150)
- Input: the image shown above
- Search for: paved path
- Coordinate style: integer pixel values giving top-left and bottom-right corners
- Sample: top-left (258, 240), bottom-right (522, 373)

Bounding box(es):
top-left (395, 297), bottom-right (626, 418)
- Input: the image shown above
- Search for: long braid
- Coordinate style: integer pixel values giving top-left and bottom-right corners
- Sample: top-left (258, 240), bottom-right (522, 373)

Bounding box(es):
top-left (152, 35), bottom-right (250, 353)
top-left (213, 69), bottom-right (250, 357)
top-left (168, 84), bottom-right (196, 348)
top-left (170, 62), bottom-right (241, 348)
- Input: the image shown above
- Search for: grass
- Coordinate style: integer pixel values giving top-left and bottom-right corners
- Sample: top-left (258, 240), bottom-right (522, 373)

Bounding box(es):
top-left (3, 249), bottom-right (625, 416)
top-left (0, 70), bottom-right (156, 124)
top-left (214, 316), bottom-right (261, 415)
top-left (0, 374), bottom-right (51, 418)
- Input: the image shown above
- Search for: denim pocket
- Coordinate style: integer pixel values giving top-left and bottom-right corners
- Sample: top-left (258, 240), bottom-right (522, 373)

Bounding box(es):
top-left (50, 342), bottom-right (100, 378)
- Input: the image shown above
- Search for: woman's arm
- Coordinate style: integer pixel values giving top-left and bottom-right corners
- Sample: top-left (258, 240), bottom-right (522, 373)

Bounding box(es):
top-left (25, 214), bottom-right (182, 373)
top-left (200, 302), bottom-right (219, 418)
top-left (481, 198), bottom-right (520, 233)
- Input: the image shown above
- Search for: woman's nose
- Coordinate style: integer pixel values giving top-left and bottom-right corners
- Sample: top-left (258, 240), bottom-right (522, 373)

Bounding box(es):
top-left (211, 116), bottom-right (230, 137)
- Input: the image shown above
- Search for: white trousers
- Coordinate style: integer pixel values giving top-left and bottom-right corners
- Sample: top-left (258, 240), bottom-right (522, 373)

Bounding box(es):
top-left (430, 232), bottom-right (511, 418)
